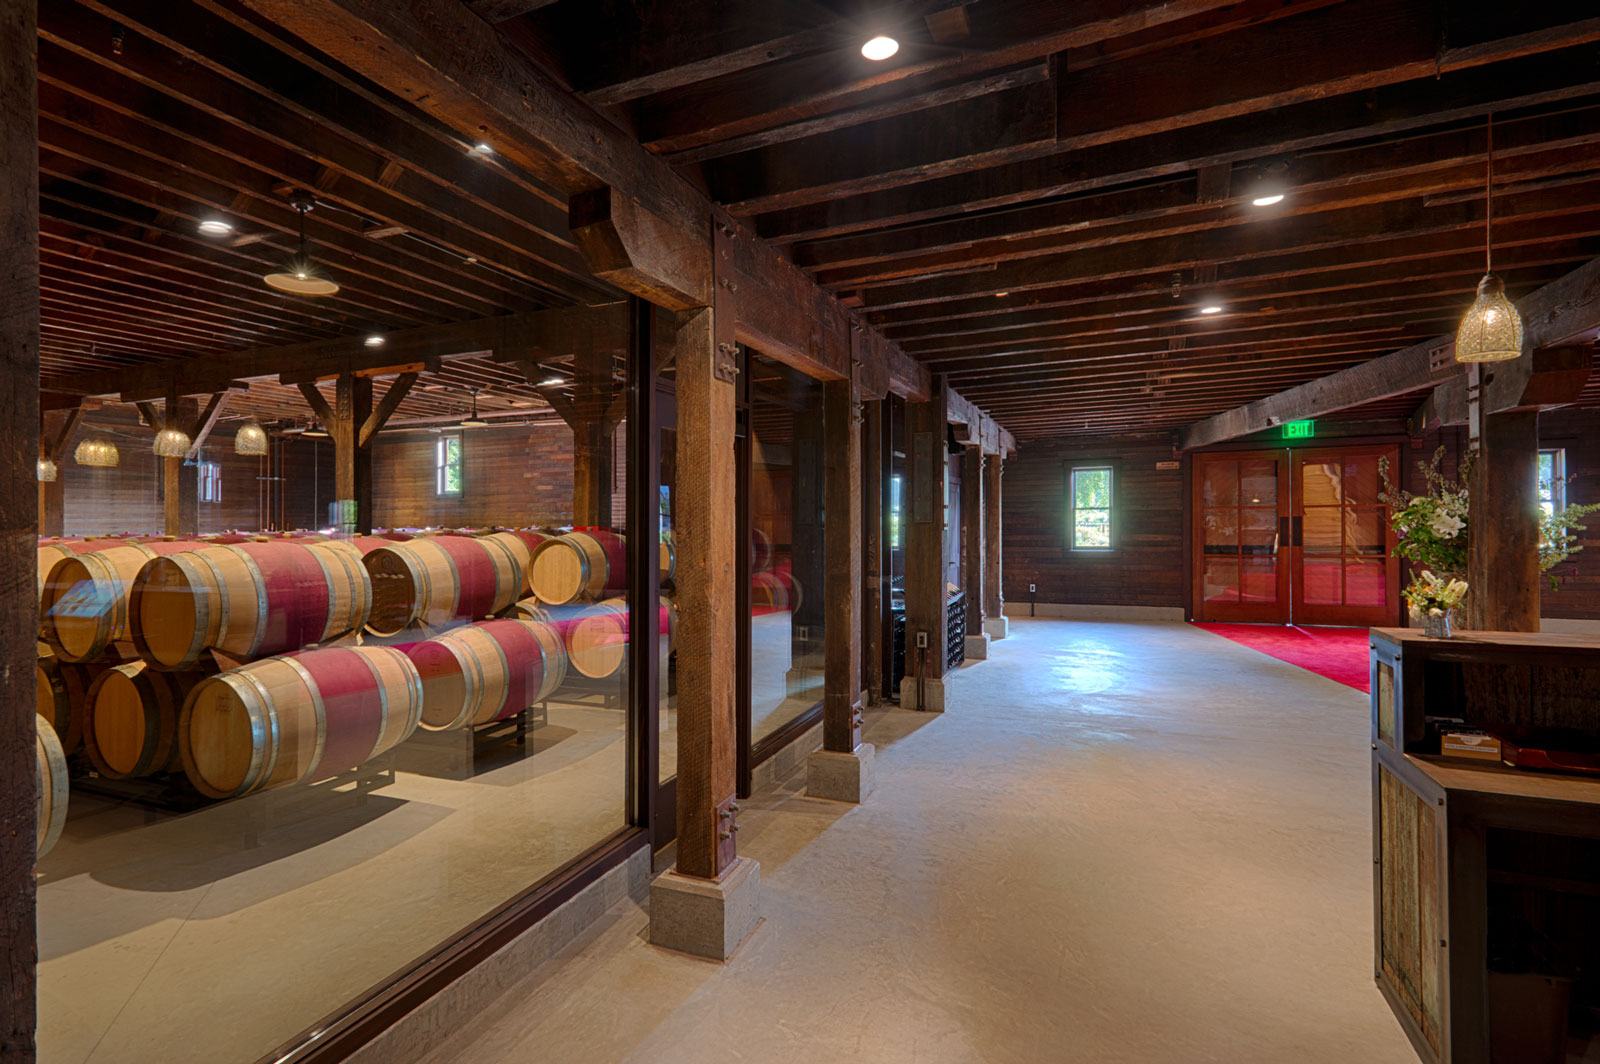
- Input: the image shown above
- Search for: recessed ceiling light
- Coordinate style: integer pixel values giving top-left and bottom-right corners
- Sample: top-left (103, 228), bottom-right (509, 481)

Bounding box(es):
top-left (1251, 193), bottom-right (1286, 207)
top-left (995, 291), bottom-right (1009, 298)
top-left (364, 333), bottom-right (385, 348)
top-left (540, 375), bottom-right (565, 386)
top-left (198, 218), bottom-right (233, 236)
top-left (861, 35), bottom-right (899, 61)
top-left (471, 141), bottom-right (494, 155)
top-left (1200, 304), bottom-right (1224, 315)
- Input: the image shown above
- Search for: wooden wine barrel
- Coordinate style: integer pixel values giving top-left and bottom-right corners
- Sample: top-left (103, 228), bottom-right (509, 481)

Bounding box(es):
top-left (479, 532), bottom-right (536, 594)
top-left (35, 650), bottom-right (113, 754)
top-left (84, 662), bottom-right (211, 779)
top-left (36, 716), bottom-right (68, 859)
top-left (402, 618), bottom-right (567, 731)
top-left (751, 566), bottom-right (802, 613)
top-left (131, 541), bottom-right (371, 670)
top-left (363, 535), bottom-right (523, 637)
top-left (566, 598), bottom-right (627, 680)
top-left (42, 541), bottom-right (205, 662)
top-left (179, 645), bottom-right (422, 799)
top-left (37, 540), bottom-right (91, 597)
top-left (527, 530), bottom-right (626, 605)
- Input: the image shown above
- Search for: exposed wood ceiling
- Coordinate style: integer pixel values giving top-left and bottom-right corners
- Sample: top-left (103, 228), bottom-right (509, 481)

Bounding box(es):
top-left (502, 0), bottom-right (1600, 439)
top-left (34, 0), bottom-right (1600, 442)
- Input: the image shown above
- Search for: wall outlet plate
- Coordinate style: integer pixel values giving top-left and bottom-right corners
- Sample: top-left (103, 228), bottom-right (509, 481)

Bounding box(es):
top-left (1029, 583), bottom-right (1036, 593)
top-left (915, 631), bottom-right (928, 648)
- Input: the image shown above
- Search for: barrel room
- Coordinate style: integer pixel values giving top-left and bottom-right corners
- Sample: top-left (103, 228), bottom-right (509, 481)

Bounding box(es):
top-left (2, 2), bottom-right (1598, 1063)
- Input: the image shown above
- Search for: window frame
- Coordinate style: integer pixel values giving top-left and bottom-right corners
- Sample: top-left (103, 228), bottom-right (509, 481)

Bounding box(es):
top-left (1067, 462), bottom-right (1117, 553)
top-left (435, 432), bottom-right (464, 497)
top-left (1538, 447), bottom-right (1566, 518)
top-left (196, 459), bottom-right (222, 504)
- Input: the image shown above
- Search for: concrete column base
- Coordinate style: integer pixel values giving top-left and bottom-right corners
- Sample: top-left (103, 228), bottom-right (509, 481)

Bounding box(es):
top-left (983, 616), bottom-right (1009, 640)
top-left (898, 675), bottom-right (946, 712)
top-left (806, 743), bottom-right (876, 803)
top-left (964, 633), bottom-right (990, 660)
top-left (648, 856), bottom-right (762, 961)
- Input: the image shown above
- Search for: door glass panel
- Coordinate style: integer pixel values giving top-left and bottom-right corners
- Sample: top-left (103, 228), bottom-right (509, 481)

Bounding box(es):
top-left (1203, 509), bottom-right (1239, 550)
top-left (1302, 557), bottom-right (1342, 604)
top-left (1345, 508), bottom-right (1387, 557)
top-left (1239, 460), bottom-right (1278, 506)
top-left (1240, 558), bottom-right (1278, 602)
top-left (1301, 461), bottom-right (1342, 507)
top-left (1240, 509), bottom-right (1278, 555)
top-left (1202, 461), bottom-right (1238, 507)
top-left (1343, 458), bottom-right (1381, 505)
top-left (1346, 560), bottom-right (1388, 608)
top-left (1203, 557), bottom-right (1240, 603)
top-left (1302, 507), bottom-right (1343, 553)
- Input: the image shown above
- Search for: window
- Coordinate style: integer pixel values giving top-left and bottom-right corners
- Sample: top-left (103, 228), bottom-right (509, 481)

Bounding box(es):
top-left (888, 474), bottom-right (903, 549)
top-left (1069, 465), bottom-right (1114, 550)
top-left (435, 432), bottom-right (463, 495)
top-left (1538, 448), bottom-right (1566, 518)
top-left (197, 460), bottom-right (222, 503)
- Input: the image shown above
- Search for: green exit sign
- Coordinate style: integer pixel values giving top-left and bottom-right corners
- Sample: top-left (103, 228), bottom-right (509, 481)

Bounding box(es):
top-left (1283, 419), bottom-right (1316, 439)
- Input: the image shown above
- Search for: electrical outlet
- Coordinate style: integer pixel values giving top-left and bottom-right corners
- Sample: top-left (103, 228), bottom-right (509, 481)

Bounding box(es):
top-left (1029, 583), bottom-right (1036, 594)
top-left (915, 631), bottom-right (928, 649)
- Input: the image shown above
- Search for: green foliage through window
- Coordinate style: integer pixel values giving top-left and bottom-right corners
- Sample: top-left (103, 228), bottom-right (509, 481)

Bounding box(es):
top-left (436, 433), bottom-right (463, 496)
top-left (1070, 466), bottom-right (1113, 549)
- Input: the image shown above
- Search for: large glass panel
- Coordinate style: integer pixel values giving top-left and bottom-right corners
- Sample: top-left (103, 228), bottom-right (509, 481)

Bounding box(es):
top-left (748, 354), bottom-right (826, 746)
top-left (37, 307), bottom-right (636, 1063)
top-left (1203, 557), bottom-right (1240, 603)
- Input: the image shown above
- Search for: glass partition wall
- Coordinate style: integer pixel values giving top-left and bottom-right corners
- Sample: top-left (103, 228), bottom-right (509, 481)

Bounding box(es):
top-left (36, 301), bottom-right (659, 1064)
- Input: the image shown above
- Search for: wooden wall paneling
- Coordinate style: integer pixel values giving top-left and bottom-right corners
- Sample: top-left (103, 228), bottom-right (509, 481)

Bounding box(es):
top-left (1, 0), bottom-right (39, 1050)
top-left (1003, 436), bottom-right (1186, 609)
top-left (368, 423), bottom-right (575, 529)
top-left (822, 378), bottom-right (861, 752)
top-left (902, 379), bottom-right (949, 708)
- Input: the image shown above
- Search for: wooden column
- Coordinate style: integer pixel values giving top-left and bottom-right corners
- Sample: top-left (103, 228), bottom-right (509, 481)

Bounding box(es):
top-left (300, 371), bottom-right (410, 534)
top-left (960, 445), bottom-right (986, 638)
top-left (1, 0), bottom-right (39, 1051)
top-left (162, 397), bottom-right (198, 538)
top-left (901, 379), bottom-right (949, 709)
top-left (671, 305), bottom-right (739, 879)
top-left (860, 397), bottom-right (884, 705)
top-left (1466, 408), bottom-right (1541, 632)
top-left (823, 378), bottom-right (862, 752)
top-left (571, 345), bottom-right (619, 526)
top-left (984, 453), bottom-right (1005, 632)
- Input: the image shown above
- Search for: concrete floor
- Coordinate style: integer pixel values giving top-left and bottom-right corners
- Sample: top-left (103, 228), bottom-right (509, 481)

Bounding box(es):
top-left (424, 618), bottom-right (1417, 1064)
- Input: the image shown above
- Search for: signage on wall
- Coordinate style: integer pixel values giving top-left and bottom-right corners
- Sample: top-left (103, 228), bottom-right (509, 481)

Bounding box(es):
top-left (1155, 460), bottom-right (1180, 470)
top-left (1282, 419), bottom-right (1316, 439)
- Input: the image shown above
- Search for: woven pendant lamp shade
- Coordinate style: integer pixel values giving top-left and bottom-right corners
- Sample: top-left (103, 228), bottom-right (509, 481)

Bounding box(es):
top-left (235, 419), bottom-right (269, 456)
top-left (74, 438), bottom-right (120, 468)
top-left (1454, 274), bottom-right (1523, 363)
top-left (37, 457), bottom-right (58, 482)
top-left (153, 427), bottom-right (192, 458)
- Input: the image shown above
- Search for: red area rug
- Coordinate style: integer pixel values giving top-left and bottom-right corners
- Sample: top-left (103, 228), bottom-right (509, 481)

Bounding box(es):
top-left (1191, 623), bottom-right (1370, 693)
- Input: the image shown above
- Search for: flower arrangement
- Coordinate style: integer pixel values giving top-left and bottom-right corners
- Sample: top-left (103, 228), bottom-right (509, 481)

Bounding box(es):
top-left (1379, 447), bottom-right (1469, 579)
top-left (1539, 502), bottom-right (1600, 586)
top-left (1403, 569), bottom-right (1469, 616)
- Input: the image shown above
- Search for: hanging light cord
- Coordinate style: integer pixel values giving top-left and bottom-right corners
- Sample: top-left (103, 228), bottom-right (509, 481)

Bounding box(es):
top-left (1485, 113), bottom-right (1494, 275)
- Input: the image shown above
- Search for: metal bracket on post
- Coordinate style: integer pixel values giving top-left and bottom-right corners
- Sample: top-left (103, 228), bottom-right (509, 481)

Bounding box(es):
top-left (715, 795), bottom-right (740, 871)
top-left (714, 340), bottom-right (740, 384)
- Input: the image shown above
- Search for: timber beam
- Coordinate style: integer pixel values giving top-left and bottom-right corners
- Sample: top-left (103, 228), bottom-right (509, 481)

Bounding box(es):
top-left (1178, 255), bottom-right (1600, 449)
top-left (946, 386), bottom-right (1016, 456)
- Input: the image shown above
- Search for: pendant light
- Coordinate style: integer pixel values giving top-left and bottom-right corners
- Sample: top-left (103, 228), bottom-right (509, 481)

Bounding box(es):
top-left (37, 457), bottom-right (57, 482)
top-left (302, 421), bottom-right (329, 439)
top-left (265, 195), bottom-right (340, 297)
top-left (234, 419), bottom-right (269, 456)
top-left (153, 425), bottom-right (192, 457)
top-left (459, 387), bottom-right (489, 428)
top-left (74, 438), bottom-right (120, 468)
top-left (1455, 114), bottom-right (1523, 364)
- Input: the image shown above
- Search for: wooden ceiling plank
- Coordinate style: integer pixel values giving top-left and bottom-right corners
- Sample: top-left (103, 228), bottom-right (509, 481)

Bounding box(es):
top-left (1177, 255), bottom-right (1600, 448)
top-left (753, 47), bottom-right (1600, 244)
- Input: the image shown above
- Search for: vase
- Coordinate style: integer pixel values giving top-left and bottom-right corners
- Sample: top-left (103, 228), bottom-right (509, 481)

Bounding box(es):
top-left (1423, 610), bottom-right (1454, 639)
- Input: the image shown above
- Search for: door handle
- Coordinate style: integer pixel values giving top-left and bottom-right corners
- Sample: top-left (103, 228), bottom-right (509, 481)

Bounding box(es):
top-left (1291, 516), bottom-right (1304, 547)
top-left (1278, 516), bottom-right (1290, 552)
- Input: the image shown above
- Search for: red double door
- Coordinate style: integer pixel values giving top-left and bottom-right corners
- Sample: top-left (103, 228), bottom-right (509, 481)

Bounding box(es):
top-left (1191, 445), bottom-right (1401, 627)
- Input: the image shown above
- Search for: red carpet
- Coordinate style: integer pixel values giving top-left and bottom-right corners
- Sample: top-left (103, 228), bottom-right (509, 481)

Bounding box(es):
top-left (1191, 623), bottom-right (1370, 692)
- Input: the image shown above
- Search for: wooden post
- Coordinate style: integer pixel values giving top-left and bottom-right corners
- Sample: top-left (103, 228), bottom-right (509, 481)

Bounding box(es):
top-left (983, 453), bottom-right (1007, 639)
top-left (822, 379), bottom-right (862, 752)
top-left (1466, 409), bottom-right (1541, 632)
top-left (861, 397), bottom-right (884, 705)
top-left (299, 372), bottom-right (374, 532)
top-left (1, 0), bottom-right (39, 1050)
top-left (668, 305), bottom-right (739, 880)
top-left (572, 344), bottom-right (618, 526)
top-left (960, 444), bottom-right (987, 658)
top-left (162, 397), bottom-right (198, 538)
top-left (901, 379), bottom-right (949, 710)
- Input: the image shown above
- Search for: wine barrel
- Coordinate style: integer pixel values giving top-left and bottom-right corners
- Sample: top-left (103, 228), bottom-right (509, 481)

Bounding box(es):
top-left (130, 541), bottom-right (371, 670)
top-left (37, 540), bottom-right (91, 597)
top-left (35, 650), bottom-right (112, 754)
top-left (36, 717), bottom-right (68, 859)
top-left (751, 566), bottom-right (802, 613)
top-left (527, 530), bottom-right (626, 605)
top-left (402, 618), bottom-right (567, 731)
top-left (84, 662), bottom-right (211, 779)
top-left (363, 535), bottom-right (523, 637)
top-left (42, 540), bottom-right (205, 662)
top-left (751, 528), bottom-right (773, 573)
top-left (180, 645), bottom-right (422, 799)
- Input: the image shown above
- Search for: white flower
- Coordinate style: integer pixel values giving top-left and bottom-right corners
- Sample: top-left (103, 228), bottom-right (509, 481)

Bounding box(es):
top-left (1429, 512), bottom-right (1464, 538)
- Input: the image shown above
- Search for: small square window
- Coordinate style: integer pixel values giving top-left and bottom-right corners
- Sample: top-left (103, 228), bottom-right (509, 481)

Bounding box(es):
top-left (1538, 448), bottom-right (1566, 518)
top-left (196, 460), bottom-right (222, 503)
top-left (1069, 466), bottom-right (1114, 551)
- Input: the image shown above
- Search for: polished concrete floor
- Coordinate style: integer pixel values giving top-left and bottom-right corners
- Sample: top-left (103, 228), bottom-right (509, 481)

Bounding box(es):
top-left (426, 618), bottom-right (1417, 1064)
